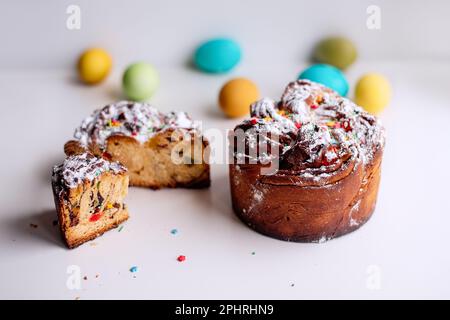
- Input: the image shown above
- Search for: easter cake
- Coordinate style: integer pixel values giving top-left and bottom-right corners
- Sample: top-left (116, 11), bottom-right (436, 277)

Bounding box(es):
top-left (52, 153), bottom-right (129, 248)
top-left (229, 80), bottom-right (385, 242)
top-left (64, 101), bottom-right (210, 189)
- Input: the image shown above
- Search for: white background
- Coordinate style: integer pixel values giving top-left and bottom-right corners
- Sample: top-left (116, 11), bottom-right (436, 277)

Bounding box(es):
top-left (0, 0), bottom-right (449, 299)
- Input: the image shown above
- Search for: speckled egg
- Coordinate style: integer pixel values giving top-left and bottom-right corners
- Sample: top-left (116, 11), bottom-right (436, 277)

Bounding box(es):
top-left (77, 48), bottom-right (112, 84)
top-left (122, 62), bottom-right (159, 101)
top-left (194, 38), bottom-right (241, 73)
top-left (313, 36), bottom-right (357, 70)
top-left (355, 73), bottom-right (391, 114)
top-left (298, 64), bottom-right (349, 96)
top-left (219, 78), bottom-right (259, 118)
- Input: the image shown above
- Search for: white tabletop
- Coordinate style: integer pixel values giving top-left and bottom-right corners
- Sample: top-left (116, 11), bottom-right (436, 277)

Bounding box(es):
top-left (1, 60), bottom-right (449, 299)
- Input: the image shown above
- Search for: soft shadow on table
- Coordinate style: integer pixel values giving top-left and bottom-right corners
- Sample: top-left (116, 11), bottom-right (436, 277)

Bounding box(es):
top-left (202, 106), bottom-right (230, 120)
top-left (105, 84), bottom-right (125, 101)
top-left (194, 172), bottom-right (242, 224)
top-left (184, 57), bottom-right (197, 71)
top-left (7, 209), bottom-right (64, 248)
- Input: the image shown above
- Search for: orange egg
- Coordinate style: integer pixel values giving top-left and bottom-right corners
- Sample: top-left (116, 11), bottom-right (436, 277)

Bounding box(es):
top-left (219, 78), bottom-right (260, 118)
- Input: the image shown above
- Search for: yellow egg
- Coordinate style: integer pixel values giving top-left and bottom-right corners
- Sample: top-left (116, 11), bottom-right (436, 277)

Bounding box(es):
top-left (219, 78), bottom-right (259, 118)
top-left (77, 48), bottom-right (112, 84)
top-left (355, 73), bottom-right (391, 114)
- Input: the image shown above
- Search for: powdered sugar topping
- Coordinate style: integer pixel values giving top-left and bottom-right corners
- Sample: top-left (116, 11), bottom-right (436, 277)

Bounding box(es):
top-left (52, 153), bottom-right (126, 189)
top-left (234, 80), bottom-right (385, 169)
top-left (74, 101), bottom-right (198, 149)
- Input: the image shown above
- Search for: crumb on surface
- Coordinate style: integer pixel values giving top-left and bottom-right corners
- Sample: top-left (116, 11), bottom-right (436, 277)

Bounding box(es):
top-left (129, 266), bottom-right (138, 273)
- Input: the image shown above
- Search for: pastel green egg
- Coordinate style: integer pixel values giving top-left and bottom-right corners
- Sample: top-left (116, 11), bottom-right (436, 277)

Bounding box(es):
top-left (298, 64), bottom-right (349, 96)
top-left (194, 38), bottom-right (241, 73)
top-left (122, 62), bottom-right (159, 101)
top-left (313, 36), bottom-right (357, 70)
top-left (355, 73), bottom-right (391, 114)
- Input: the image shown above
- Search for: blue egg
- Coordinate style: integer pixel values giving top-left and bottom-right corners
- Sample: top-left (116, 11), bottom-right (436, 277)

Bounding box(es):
top-left (298, 64), bottom-right (349, 96)
top-left (194, 38), bottom-right (241, 73)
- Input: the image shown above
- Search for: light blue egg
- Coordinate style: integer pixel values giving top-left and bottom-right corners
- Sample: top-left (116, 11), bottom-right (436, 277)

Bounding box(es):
top-left (194, 38), bottom-right (241, 73)
top-left (298, 64), bottom-right (349, 96)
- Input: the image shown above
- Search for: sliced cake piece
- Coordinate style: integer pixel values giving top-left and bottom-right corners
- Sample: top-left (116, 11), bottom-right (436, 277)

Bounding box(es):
top-left (52, 153), bottom-right (129, 248)
top-left (64, 101), bottom-right (210, 189)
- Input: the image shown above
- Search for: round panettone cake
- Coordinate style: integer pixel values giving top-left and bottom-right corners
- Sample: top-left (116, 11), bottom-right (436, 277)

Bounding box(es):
top-left (229, 80), bottom-right (385, 242)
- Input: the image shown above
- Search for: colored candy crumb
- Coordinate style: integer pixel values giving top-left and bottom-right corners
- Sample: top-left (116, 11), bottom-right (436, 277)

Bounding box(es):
top-left (129, 266), bottom-right (138, 273)
top-left (89, 211), bottom-right (103, 222)
top-left (170, 228), bottom-right (178, 235)
top-left (118, 225), bottom-right (124, 232)
top-left (251, 251), bottom-right (256, 255)
top-left (102, 152), bottom-right (112, 160)
top-left (177, 255), bottom-right (186, 262)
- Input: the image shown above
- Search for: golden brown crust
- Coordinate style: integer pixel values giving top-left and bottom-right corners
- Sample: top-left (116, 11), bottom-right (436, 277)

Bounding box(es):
top-left (229, 148), bottom-right (383, 242)
top-left (63, 213), bottom-right (129, 249)
top-left (64, 140), bottom-right (86, 156)
top-left (64, 130), bottom-right (210, 189)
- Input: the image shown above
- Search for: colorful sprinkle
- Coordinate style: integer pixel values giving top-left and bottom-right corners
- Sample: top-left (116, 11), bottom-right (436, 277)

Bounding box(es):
top-left (102, 152), bottom-right (112, 160)
top-left (118, 225), bottom-right (124, 232)
top-left (326, 121), bottom-right (335, 127)
top-left (129, 266), bottom-right (138, 273)
top-left (316, 95), bottom-right (323, 104)
top-left (251, 251), bottom-right (256, 255)
top-left (295, 122), bottom-right (302, 129)
top-left (170, 229), bottom-right (178, 235)
top-left (310, 104), bottom-right (319, 110)
top-left (106, 203), bottom-right (113, 210)
top-left (89, 211), bottom-right (103, 222)
top-left (108, 119), bottom-right (121, 127)
top-left (342, 120), bottom-right (352, 132)
top-left (263, 116), bottom-right (272, 122)
top-left (177, 255), bottom-right (186, 262)
top-left (250, 118), bottom-right (258, 125)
